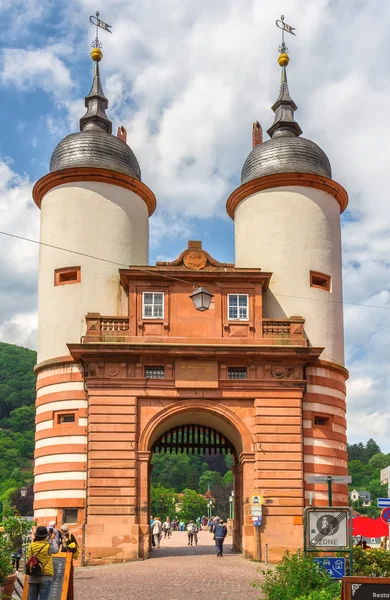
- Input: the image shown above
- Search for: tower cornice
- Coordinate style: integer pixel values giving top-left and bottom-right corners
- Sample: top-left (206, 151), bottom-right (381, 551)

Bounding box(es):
top-left (226, 172), bottom-right (348, 219)
top-left (32, 167), bottom-right (156, 216)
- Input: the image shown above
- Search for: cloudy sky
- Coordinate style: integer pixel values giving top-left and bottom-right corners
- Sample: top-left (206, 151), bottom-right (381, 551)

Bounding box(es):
top-left (0, 0), bottom-right (389, 452)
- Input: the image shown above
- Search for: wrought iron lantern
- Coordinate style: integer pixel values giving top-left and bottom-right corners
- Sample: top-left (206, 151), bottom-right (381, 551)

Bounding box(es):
top-left (189, 286), bottom-right (214, 312)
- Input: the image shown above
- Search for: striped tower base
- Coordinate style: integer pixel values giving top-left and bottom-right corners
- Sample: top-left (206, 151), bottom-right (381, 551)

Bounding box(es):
top-left (34, 357), bottom-right (87, 552)
top-left (303, 362), bottom-right (348, 506)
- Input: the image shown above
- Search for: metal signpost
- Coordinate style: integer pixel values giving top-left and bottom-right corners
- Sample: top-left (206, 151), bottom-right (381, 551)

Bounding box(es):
top-left (303, 506), bottom-right (353, 574)
top-left (250, 493), bottom-right (264, 560)
top-left (305, 475), bottom-right (352, 507)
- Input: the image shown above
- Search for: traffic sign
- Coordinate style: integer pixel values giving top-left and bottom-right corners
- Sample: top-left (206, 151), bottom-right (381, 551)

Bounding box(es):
top-left (251, 506), bottom-right (262, 516)
top-left (304, 507), bottom-right (352, 550)
top-left (305, 475), bottom-right (352, 484)
top-left (381, 507), bottom-right (390, 524)
top-left (314, 557), bottom-right (345, 579)
top-left (249, 494), bottom-right (264, 506)
top-left (377, 498), bottom-right (390, 508)
top-left (252, 516), bottom-right (262, 527)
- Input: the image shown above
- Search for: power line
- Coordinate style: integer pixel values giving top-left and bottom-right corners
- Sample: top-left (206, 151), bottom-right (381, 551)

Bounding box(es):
top-left (1, 229), bottom-right (390, 311)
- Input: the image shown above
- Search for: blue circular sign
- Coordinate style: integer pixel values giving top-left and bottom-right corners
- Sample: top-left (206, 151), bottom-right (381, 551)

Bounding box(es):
top-left (381, 507), bottom-right (390, 524)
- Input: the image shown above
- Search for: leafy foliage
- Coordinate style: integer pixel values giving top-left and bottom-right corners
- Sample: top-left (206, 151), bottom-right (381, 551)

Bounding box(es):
top-left (0, 343), bottom-right (36, 505)
top-left (179, 489), bottom-right (208, 522)
top-left (253, 552), bottom-right (340, 600)
top-left (347, 439), bottom-right (389, 517)
top-left (0, 506), bottom-right (34, 582)
top-left (352, 546), bottom-right (390, 577)
top-left (150, 485), bottom-right (176, 520)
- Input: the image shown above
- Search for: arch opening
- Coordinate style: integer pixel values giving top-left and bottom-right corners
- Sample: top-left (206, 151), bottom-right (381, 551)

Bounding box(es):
top-left (152, 424), bottom-right (236, 459)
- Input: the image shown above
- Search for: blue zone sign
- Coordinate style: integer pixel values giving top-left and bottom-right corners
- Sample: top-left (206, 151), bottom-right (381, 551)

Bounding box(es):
top-left (314, 557), bottom-right (345, 579)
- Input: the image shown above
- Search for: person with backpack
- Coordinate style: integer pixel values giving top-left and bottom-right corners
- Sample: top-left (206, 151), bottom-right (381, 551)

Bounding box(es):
top-left (214, 518), bottom-right (228, 557)
top-left (26, 525), bottom-right (59, 600)
top-left (59, 525), bottom-right (80, 559)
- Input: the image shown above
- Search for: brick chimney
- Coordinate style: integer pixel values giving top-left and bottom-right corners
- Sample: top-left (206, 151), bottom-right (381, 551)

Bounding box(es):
top-left (252, 121), bottom-right (262, 149)
top-left (117, 125), bottom-right (127, 143)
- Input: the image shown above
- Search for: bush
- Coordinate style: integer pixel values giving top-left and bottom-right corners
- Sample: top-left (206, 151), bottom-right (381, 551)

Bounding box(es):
top-left (297, 591), bottom-right (338, 600)
top-left (253, 552), bottom-right (340, 600)
top-left (352, 546), bottom-right (390, 577)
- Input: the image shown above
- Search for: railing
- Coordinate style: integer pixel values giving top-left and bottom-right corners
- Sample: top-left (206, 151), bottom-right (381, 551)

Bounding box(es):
top-left (85, 313), bottom-right (305, 342)
top-left (85, 313), bottom-right (130, 340)
top-left (262, 317), bottom-right (305, 338)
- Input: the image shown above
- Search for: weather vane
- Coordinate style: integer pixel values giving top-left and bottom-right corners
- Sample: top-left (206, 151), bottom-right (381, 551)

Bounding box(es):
top-left (89, 11), bottom-right (113, 49)
top-left (276, 15), bottom-right (296, 54)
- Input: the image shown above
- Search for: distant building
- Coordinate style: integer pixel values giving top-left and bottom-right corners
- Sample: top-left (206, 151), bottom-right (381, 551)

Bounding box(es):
top-left (349, 490), bottom-right (372, 507)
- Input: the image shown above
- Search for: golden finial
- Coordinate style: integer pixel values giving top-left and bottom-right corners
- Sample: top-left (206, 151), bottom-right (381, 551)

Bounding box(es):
top-left (278, 53), bottom-right (290, 67)
top-left (91, 47), bottom-right (103, 62)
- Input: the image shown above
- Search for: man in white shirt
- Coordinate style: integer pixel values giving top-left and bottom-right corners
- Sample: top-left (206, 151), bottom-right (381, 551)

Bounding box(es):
top-left (152, 517), bottom-right (162, 548)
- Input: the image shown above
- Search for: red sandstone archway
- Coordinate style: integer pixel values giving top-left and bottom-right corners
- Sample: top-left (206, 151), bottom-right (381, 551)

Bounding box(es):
top-left (137, 400), bottom-right (254, 558)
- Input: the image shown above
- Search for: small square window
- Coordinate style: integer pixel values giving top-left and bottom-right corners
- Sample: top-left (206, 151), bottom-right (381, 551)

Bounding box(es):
top-left (55, 267), bottom-right (81, 286)
top-left (58, 413), bottom-right (76, 424)
top-left (145, 366), bottom-right (165, 379)
top-left (142, 292), bottom-right (164, 319)
top-left (310, 271), bottom-right (331, 292)
top-left (228, 367), bottom-right (248, 380)
top-left (63, 509), bottom-right (78, 524)
top-left (228, 294), bottom-right (249, 320)
top-left (314, 415), bottom-right (330, 427)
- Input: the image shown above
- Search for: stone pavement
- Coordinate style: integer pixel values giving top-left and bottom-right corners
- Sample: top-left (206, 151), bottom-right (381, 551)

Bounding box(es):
top-left (74, 530), bottom-right (263, 599)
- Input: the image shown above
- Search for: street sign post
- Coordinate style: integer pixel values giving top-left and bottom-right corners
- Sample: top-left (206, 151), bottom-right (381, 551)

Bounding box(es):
top-left (377, 498), bottom-right (390, 508)
top-left (380, 508), bottom-right (390, 524)
top-left (252, 516), bottom-right (262, 527)
top-left (314, 557), bottom-right (346, 579)
top-left (305, 508), bottom-right (351, 549)
top-left (305, 475), bottom-right (352, 507)
top-left (249, 494), bottom-right (264, 506)
top-left (303, 506), bottom-right (353, 574)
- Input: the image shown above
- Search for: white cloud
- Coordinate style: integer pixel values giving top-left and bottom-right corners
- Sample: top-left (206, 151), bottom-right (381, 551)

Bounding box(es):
top-left (0, 48), bottom-right (73, 97)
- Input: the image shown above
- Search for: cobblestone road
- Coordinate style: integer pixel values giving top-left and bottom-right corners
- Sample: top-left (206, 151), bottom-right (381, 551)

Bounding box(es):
top-left (74, 531), bottom-right (262, 600)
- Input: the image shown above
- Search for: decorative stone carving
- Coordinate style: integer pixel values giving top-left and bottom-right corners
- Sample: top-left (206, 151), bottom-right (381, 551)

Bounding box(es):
top-left (183, 250), bottom-right (208, 270)
top-left (271, 366), bottom-right (294, 379)
top-left (105, 364), bottom-right (120, 378)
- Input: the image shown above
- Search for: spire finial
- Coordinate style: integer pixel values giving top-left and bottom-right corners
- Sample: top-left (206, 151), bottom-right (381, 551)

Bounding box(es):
top-left (80, 13), bottom-right (114, 133)
top-left (267, 16), bottom-right (302, 139)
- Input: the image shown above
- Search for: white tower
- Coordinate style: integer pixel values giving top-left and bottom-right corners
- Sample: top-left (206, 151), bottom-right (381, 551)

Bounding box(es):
top-left (32, 47), bottom-right (155, 529)
top-left (227, 52), bottom-right (348, 366)
top-left (33, 47), bottom-right (156, 364)
top-left (227, 48), bottom-right (349, 507)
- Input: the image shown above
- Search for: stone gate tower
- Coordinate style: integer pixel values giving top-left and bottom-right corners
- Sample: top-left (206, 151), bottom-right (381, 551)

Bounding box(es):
top-left (32, 42), bottom-right (349, 563)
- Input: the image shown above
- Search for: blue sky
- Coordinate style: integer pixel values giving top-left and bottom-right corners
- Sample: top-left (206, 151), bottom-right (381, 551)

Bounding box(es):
top-left (0, 0), bottom-right (390, 452)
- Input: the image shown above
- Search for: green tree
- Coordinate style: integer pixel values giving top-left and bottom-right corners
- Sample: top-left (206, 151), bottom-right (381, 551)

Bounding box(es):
top-left (150, 485), bottom-right (176, 520)
top-left (151, 453), bottom-right (206, 492)
top-left (365, 439), bottom-right (381, 462)
top-left (198, 470), bottom-right (224, 494)
top-left (369, 452), bottom-right (390, 470)
top-left (7, 405), bottom-right (36, 434)
top-left (179, 489), bottom-right (207, 522)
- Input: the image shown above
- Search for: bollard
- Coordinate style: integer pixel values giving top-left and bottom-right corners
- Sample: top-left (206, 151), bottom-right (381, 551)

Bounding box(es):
top-left (265, 542), bottom-right (268, 565)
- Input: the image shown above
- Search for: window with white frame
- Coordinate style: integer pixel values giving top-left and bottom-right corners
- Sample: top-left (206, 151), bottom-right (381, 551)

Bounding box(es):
top-left (142, 292), bottom-right (164, 319)
top-left (228, 294), bottom-right (249, 320)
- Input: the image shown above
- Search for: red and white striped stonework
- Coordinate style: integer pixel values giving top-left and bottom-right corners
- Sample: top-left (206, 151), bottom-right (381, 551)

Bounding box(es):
top-left (303, 363), bottom-right (348, 505)
top-left (34, 359), bottom-right (87, 536)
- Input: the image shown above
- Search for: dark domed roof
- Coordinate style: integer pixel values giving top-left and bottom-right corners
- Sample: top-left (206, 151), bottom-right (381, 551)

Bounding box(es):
top-left (50, 53), bottom-right (141, 181)
top-left (241, 55), bottom-right (332, 185)
top-left (50, 130), bottom-right (141, 180)
top-left (241, 135), bottom-right (331, 184)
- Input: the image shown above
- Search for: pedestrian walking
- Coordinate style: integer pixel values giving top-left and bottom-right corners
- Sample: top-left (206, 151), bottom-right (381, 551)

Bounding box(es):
top-left (26, 525), bottom-right (59, 600)
top-left (59, 525), bottom-right (80, 558)
top-left (187, 521), bottom-right (197, 546)
top-left (152, 517), bottom-right (162, 548)
top-left (214, 518), bottom-right (227, 557)
top-left (179, 520), bottom-right (185, 531)
top-left (150, 516), bottom-right (155, 548)
top-left (162, 517), bottom-right (171, 538)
